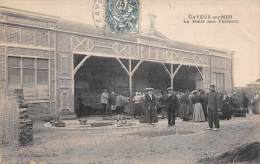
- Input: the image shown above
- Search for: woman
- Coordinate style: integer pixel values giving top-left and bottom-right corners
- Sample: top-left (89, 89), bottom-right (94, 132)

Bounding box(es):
top-left (180, 90), bottom-right (190, 121)
top-left (144, 88), bottom-right (158, 124)
top-left (191, 90), bottom-right (206, 122)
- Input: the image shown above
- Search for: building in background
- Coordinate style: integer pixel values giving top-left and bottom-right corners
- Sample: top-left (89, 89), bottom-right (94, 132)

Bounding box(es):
top-left (0, 7), bottom-right (234, 118)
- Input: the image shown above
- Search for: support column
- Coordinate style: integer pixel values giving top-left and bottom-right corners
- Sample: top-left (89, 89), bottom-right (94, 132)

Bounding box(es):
top-left (170, 64), bottom-right (173, 89)
top-left (129, 59), bottom-right (133, 105)
top-left (116, 58), bottom-right (143, 114)
top-left (128, 59), bottom-right (134, 114)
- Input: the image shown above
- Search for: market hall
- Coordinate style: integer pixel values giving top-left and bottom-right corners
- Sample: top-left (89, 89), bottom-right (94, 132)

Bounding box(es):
top-left (0, 7), bottom-right (234, 118)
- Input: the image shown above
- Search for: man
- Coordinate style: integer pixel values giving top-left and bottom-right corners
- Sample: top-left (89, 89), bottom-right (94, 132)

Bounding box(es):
top-left (206, 85), bottom-right (221, 131)
top-left (144, 88), bottom-right (158, 124)
top-left (166, 87), bottom-right (179, 127)
top-left (109, 91), bottom-right (117, 115)
top-left (77, 93), bottom-right (85, 117)
top-left (158, 90), bottom-right (168, 119)
top-left (100, 89), bottom-right (109, 114)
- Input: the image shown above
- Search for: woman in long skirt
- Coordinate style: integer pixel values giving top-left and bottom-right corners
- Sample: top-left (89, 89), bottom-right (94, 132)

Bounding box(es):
top-left (191, 90), bottom-right (206, 122)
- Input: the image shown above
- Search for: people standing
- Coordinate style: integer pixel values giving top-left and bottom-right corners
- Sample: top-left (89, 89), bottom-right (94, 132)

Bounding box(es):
top-left (180, 90), bottom-right (190, 121)
top-left (115, 93), bottom-right (129, 121)
top-left (144, 88), bottom-right (158, 124)
top-left (206, 85), bottom-right (221, 131)
top-left (191, 90), bottom-right (206, 122)
top-left (100, 89), bottom-right (109, 114)
top-left (166, 87), bottom-right (179, 127)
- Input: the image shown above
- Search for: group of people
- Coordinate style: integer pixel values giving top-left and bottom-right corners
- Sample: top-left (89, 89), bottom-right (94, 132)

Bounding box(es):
top-left (98, 85), bottom-right (259, 130)
top-left (100, 89), bottom-right (129, 115)
top-left (135, 85), bottom-right (221, 130)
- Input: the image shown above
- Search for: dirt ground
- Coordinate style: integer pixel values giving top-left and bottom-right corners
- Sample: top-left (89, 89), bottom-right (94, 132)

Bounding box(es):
top-left (1, 114), bottom-right (260, 164)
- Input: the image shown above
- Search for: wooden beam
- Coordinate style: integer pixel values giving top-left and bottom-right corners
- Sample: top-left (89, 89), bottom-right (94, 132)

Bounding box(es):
top-left (131, 60), bottom-right (143, 75)
top-left (73, 55), bottom-right (91, 75)
top-left (161, 63), bottom-right (171, 77)
top-left (74, 37), bottom-right (88, 51)
top-left (116, 58), bottom-right (129, 75)
top-left (195, 65), bottom-right (203, 80)
top-left (172, 64), bottom-right (182, 79)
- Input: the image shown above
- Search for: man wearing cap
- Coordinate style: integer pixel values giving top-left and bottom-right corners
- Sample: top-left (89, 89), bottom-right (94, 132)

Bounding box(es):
top-left (206, 85), bottom-right (221, 131)
top-left (166, 87), bottom-right (179, 127)
top-left (144, 88), bottom-right (158, 124)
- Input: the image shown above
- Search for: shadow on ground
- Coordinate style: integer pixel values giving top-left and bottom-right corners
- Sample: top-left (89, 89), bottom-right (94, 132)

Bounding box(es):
top-left (198, 142), bottom-right (260, 164)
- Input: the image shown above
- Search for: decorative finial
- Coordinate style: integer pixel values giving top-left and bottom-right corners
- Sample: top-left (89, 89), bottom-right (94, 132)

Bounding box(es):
top-left (148, 14), bottom-right (157, 30)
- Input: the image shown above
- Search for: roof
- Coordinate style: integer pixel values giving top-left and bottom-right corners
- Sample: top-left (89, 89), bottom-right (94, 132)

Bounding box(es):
top-left (57, 19), bottom-right (232, 56)
top-left (0, 6), bottom-right (59, 22)
top-left (0, 6), bottom-right (233, 57)
top-left (57, 19), bottom-right (138, 42)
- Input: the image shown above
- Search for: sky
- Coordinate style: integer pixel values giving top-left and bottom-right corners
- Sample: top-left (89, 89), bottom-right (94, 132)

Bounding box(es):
top-left (1, 0), bottom-right (260, 87)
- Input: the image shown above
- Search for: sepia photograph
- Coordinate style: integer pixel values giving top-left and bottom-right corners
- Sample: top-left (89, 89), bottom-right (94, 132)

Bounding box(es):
top-left (0, 0), bottom-right (259, 163)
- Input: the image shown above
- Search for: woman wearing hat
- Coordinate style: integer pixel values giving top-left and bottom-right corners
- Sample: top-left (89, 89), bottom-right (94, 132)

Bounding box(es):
top-left (191, 90), bottom-right (206, 122)
top-left (144, 88), bottom-right (158, 124)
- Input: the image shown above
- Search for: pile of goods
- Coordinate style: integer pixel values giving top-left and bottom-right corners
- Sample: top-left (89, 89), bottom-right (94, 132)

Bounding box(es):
top-left (15, 91), bottom-right (33, 146)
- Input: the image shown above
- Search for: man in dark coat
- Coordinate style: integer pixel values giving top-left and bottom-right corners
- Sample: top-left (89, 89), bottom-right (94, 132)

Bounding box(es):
top-left (242, 92), bottom-right (249, 114)
top-left (206, 85), bottom-right (221, 131)
top-left (166, 87), bottom-right (179, 127)
top-left (144, 88), bottom-right (158, 124)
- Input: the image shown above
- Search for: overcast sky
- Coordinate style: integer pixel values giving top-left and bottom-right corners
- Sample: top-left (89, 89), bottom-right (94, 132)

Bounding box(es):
top-left (1, 0), bottom-right (260, 87)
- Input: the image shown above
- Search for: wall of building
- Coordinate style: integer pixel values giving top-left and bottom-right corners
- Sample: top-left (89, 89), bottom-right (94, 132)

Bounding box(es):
top-left (210, 51), bottom-right (233, 93)
top-left (56, 32), bottom-right (74, 114)
top-left (0, 14), bottom-right (57, 117)
top-left (0, 8), bottom-right (233, 118)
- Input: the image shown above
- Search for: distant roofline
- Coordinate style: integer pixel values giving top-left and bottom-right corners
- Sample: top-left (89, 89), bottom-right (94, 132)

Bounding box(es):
top-left (0, 6), bottom-right (234, 57)
top-left (0, 6), bottom-right (59, 22)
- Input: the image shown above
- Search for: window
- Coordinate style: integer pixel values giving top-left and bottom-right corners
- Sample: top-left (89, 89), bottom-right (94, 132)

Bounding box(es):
top-left (8, 57), bottom-right (49, 99)
top-left (8, 57), bottom-right (21, 90)
top-left (37, 59), bottom-right (49, 96)
top-left (23, 58), bottom-right (35, 97)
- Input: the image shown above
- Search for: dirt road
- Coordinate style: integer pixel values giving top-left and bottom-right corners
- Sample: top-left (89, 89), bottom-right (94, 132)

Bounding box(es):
top-left (1, 114), bottom-right (260, 164)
